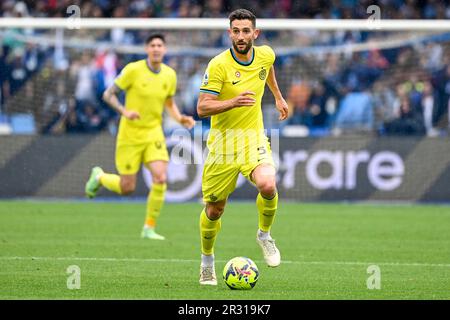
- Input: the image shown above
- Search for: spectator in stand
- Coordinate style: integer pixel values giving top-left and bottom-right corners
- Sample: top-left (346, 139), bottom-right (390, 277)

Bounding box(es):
top-left (182, 65), bottom-right (204, 121)
top-left (5, 48), bottom-right (28, 96)
top-left (421, 80), bottom-right (440, 136)
top-left (432, 63), bottom-right (450, 130)
top-left (286, 79), bottom-right (312, 126)
top-left (308, 81), bottom-right (329, 128)
top-left (333, 90), bottom-right (374, 134)
top-left (72, 52), bottom-right (97, 109)
top-left (65, 99), bottom-right (85, 134)
top-left (78, 103), bottom-right (105, 133)
top-left (372, 82), bottom-right (397, 133)
top-left (384, 96), bottom-right (426, 135)
top-left (0, 46), bottom-right (7, 109)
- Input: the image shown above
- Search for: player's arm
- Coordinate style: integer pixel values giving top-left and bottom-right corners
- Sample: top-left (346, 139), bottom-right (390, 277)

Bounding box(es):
top-left (196, 91), bottom-right (256, 118)
top-left (164, 97), bottom-right (195, 129)
top-left (266, 66), bottom-right (288, 121)
top-left (102, 84), bottom-right (140, 120)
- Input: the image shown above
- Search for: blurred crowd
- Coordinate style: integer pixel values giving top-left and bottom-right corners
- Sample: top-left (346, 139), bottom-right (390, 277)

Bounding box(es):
top-left (281, 41), bottom-right (450, 137)
top-left (2, 0), bottom-right (450, 20)
top-left (1, 0), bottom-right (450, 137)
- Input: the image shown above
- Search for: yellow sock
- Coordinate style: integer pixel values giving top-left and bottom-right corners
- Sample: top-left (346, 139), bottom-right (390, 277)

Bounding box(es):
top-left (144, 183), bottom-right (167, 228)
top-left (100, 173), bottom-right (122, 194)
top-left (199, 208), bottom-right (221, 255)
top-left (256, 192), bottom-right (278, 232)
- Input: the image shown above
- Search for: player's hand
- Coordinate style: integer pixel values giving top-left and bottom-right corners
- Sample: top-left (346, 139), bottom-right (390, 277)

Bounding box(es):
top-left (180, 115), bottom-right (195, 129)
top-left (122, 109), bottom-right (140, 120)
top-left (233, 91), bottom-right (256, 108)
top-left (275, 97), bottom-right (289, 121)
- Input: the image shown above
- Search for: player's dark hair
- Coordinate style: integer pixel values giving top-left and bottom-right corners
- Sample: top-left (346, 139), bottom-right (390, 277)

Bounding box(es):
top-left (145, 33), bottom-right (166, 44)
top-left (228, 9), bottom-right (256, 28)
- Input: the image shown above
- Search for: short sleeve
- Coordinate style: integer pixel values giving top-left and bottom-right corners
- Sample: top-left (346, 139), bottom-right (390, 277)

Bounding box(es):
top-left (266, 45), bottom-right (276, 65)
top-left (114, 63), bottom-right (134, 90)
top-left (168, 71), bottom-right (177, 97)
top-left (199, 59), bottom-right (224, 95)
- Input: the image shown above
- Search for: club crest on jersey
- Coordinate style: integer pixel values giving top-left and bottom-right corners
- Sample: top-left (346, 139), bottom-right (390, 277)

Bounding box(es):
top-left (202, 71), bottom-right (209, 85)
top-left (259, 68), bottom-right (266, 80)
top-left (235, 71), bottom-right (241, 78)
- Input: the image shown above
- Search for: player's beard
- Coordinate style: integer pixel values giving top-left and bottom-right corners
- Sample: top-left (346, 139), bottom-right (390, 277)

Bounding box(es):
top-left (232, 40), bottom-right (253, 55)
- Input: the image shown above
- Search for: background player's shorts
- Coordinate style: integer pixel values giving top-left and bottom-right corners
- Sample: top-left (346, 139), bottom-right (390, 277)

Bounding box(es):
top-left (116, 140), bottom-right (169, 175)
top-left (202, 139), bottom-right (275, 203)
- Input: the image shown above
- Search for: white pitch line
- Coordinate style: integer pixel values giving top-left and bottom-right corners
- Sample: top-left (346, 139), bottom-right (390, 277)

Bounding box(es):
top-left (1, 256), bottom-right (450, 268)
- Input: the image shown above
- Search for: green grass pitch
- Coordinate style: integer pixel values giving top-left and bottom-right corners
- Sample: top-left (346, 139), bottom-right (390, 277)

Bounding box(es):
top-left (0, 200), bottom-right (449, 299)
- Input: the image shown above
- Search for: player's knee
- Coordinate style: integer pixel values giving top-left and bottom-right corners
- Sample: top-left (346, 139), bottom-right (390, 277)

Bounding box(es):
top-left (256, 179), bottom-right (276, 197)
top-left (206, 204), bottom-right (224, 220)
top-left (120, 180), bottom-right (136, 195)
top-left (152, 174), bottom-right (167, 185)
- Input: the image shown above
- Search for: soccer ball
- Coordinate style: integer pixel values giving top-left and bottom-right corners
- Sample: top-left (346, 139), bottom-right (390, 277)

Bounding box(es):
top-left (222, 256), bottom-right (259, 290)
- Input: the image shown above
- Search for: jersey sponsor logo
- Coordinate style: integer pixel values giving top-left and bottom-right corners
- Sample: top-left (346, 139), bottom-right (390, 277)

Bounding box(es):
top-left (232, 80), bottom-right (241, 85)
top-left (209, 194), bottom-right (218, 202)
top-left (259, 68), bottom-right (267, 80)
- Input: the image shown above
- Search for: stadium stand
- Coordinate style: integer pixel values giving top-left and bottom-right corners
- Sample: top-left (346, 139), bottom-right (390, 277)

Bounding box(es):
top-left (1, 0), bottom-right (450, 137)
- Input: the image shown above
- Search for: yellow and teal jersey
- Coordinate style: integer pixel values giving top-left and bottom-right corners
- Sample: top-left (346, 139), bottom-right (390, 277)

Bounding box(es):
top-left (199, 45), bottom-right (275, 154)
top-left (114, 59), bottom-right (177, 144)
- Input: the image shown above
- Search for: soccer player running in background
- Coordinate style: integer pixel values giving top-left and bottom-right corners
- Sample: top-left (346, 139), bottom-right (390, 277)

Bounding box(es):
top-left (196, 9), bottom-right (289, 285)
top-left (85, 34), bottom-right (195, 240)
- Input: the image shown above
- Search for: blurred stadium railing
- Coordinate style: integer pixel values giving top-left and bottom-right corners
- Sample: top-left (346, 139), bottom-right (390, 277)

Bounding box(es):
top-left (1, 16), bottom-right (450, 201)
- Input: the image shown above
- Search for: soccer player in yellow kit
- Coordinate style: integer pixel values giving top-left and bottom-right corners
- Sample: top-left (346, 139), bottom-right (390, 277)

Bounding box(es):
top-left (197, 9), bottom-right (289, 285)
top-left (85, 34), bottom-right (195, 240)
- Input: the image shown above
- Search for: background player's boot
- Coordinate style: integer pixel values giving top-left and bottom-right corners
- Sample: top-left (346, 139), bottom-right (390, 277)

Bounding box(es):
top-left (141, 227), bottom-right (165, 240)
top-left (199, 264), bottom-right (217, 285)
top-left (256, 232), bottom-right (281, 267)
top-left (85, 166), bottom-right (104, 199)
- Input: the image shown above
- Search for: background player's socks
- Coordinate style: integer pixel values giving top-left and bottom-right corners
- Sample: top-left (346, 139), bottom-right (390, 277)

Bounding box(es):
top-left (199, 208), bottom-right (221, 255)
top-left (256, 192), bottom-right (278, 233)
top-left (100, 173), bottom-right (122, 194)
top-left (145, 183), bottom-right (167, 228)
top-left (141, 183), bottom-right (167, 240)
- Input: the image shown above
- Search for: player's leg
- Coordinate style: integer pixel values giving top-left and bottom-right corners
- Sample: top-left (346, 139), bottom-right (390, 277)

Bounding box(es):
top-left (199, 199), bottom-right (226, 285)
top-left (251, 163), bottom-right (281, 267)
top-left (241, 139), bottom-right (281, 267)
top-left (199, 153), bottom-right (239, 285)
top-left (141, 160), bottom-right (168, 240)
top-left (85, 143), bottom-right (141, 198)
top-left (252, 164), bottom-right (278, 233)
top-left (86, 169), bottom-right (136, 196)
top-left (85, 166), bottom-right (107, 198)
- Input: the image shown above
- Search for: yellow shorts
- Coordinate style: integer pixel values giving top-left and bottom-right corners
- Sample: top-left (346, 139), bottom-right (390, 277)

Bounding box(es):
top-left (116, 140), bottom-right (169, 175)
top-left (202, 140), bottom-right (275, 203)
